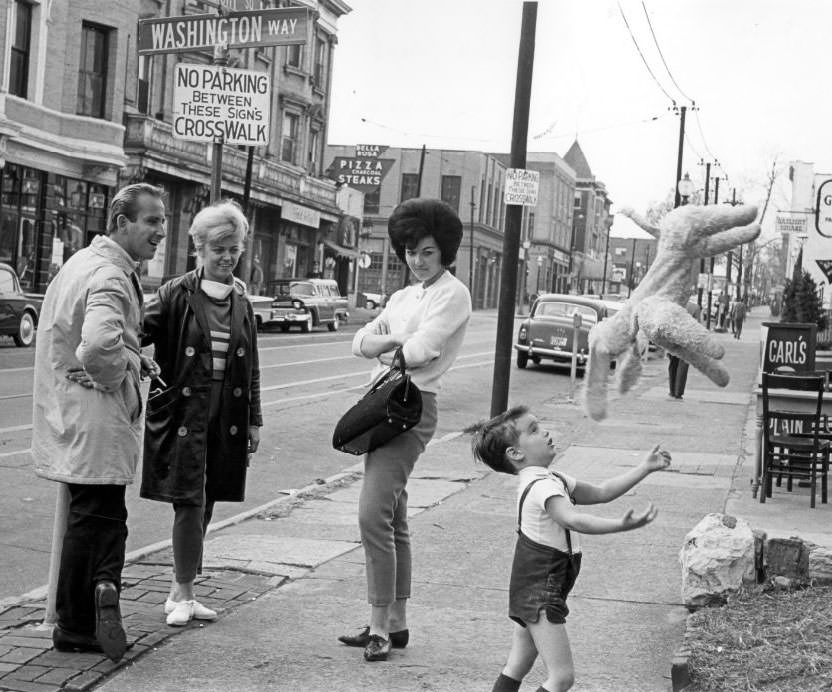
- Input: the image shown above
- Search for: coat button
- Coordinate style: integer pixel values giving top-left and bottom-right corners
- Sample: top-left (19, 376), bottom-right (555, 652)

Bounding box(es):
top-left (236, 347), bottom-right (245, 357)
top-left (185, 346), bottom-right (195, 357)
top-left (229, 425), bottom-right (238, 435)
top-left (182, 387), bottom-right (191, 396)
top-left (177, 426), bottom-right (188, 437)
top-left (233, 387), bottom-right (242, 397)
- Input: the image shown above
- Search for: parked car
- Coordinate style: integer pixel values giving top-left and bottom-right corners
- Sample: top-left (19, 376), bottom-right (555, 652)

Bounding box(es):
top-left (363, 292), bottom-right (387, 310)
top-left (514, 294), bottom-right (612, 371)
top-left (0, 262), bottom-right (42, 347)
top-left (255, 278), bottom-right (349, 332)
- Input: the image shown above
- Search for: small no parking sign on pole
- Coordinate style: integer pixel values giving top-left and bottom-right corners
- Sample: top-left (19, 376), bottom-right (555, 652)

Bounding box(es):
top-left (504, 168), bottom-right (540, 207)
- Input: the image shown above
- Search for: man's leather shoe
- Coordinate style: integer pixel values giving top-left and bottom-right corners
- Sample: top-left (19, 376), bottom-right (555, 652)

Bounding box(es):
top-left (338, 625), bottom-right (409, 649)
top-left (53, 626), bottom-right (104, 654)
top-left (94, 581), bottom-right (126, 661)
top-left (363, 634), bottom-right (391, 662)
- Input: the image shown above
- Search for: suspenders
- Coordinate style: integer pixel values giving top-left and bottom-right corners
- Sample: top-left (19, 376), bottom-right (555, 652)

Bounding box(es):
top-left (517, 472), bottom-right (575, 556)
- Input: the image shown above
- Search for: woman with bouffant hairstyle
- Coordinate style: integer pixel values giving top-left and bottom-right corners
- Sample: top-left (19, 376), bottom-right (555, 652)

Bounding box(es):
top-left (338, 198), bottom-right (472, 662)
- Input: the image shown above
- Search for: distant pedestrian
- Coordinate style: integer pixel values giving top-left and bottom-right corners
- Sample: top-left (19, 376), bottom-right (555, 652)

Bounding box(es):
top-left (338, 198), bottom-right (471, 662)
top-left (471, 406), bottom-right (671, 692)
top-left (140, 201), bottom-right (263, 627)
top-left (717, 290), bottom-right (730, 329)
top-left (668, 299), bottom-right (701, 399)
top-left (33, 183), bottom-right (167, 660)
top-left (732, 298), bottom-right (747, 340)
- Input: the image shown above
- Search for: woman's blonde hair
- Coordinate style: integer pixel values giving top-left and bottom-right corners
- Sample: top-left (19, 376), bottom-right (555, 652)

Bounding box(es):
top-left (189, 200), bottom-right (249, 252)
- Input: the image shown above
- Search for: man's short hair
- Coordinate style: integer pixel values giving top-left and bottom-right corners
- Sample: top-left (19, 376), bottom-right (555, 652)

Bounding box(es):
top-left (469, 405), bottom-right (529, 475)
top-left (107, 183), bottom-right (165, 234)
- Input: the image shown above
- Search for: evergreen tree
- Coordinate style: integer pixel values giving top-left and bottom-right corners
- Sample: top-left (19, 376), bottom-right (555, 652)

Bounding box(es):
top-left (781, 256), bottom-right (827, 331)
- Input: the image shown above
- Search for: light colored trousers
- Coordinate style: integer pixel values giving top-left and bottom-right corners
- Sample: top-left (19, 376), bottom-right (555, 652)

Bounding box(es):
top-left (358, 392), bottom-right (437, 606)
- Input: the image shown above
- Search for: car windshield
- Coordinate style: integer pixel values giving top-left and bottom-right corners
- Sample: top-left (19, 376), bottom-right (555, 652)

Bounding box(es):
top-left (534, 301), bottom-right (598, 323)
top-left (288, 282), bottom-right (315, 297)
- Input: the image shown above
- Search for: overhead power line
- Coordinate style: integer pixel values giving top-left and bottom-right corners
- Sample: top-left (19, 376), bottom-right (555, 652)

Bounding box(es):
top-left (641, 2), bottom-right (693, 103)
top-left (617, 1), bottom-right (676, 105)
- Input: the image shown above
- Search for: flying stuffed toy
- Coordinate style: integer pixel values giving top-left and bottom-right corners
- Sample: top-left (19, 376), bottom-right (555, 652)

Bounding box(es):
top-left (583, 203), bottom-right (760, 421)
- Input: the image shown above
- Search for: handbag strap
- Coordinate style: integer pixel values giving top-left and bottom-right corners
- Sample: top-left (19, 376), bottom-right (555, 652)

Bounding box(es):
top-left (517, 474), bottom-right (574, 556)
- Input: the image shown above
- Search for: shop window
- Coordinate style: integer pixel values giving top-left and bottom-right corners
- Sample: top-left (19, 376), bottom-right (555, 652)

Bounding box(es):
top-left (440, 175), bottom-right (461, 213)
top-left (364, 188), bottom-right (380, 215)
top-left (401, 173), bottom-right (419, 203)
top-left (281, 111), bottom-right (299, 164)
top-left (9, 1), bottom-right (32, 99)
top-left (78, 23), bottom-right (109, 119)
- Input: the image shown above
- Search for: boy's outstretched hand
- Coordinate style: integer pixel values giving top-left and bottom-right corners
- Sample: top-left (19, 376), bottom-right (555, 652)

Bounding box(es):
top-left (644, 444), bottom-right (672, 473)
top-left (620, 502), bottom-right (658, 531)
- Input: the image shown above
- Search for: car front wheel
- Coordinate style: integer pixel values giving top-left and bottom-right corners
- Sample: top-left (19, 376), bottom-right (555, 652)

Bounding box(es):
top-left (516, 350), bottom-right (528, 369)
top-left (299, 318), bottom-right (311, 333)
top-left (366, 300), bottom-right (377, 310)
top-left (14, 312), bottom-right (35, 347)
top-left (328, 315), bottom-right (340, 331)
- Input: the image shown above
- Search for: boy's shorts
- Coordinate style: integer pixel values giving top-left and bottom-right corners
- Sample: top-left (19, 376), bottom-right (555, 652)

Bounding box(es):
top-left (508, 532), bottom-right (582, 626)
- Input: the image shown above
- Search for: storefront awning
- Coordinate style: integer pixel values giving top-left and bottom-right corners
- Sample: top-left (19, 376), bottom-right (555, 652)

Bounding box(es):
top-left (322, 238), bottom-right (360, 259)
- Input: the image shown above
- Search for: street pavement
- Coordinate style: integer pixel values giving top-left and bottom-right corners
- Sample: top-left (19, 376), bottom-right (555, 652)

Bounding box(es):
top-left (0, 307), bottom-right (821, 692)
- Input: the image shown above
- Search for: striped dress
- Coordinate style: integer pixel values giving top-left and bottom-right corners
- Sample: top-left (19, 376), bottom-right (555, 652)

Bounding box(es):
top-left (201, 280), bottom-right (232, 421)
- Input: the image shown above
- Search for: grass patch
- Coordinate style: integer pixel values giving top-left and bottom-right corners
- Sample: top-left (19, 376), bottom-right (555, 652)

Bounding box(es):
top-left (686, 584), bottom-right (832, 690)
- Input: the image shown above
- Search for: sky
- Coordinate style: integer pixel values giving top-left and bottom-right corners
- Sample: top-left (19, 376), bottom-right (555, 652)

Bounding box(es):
top-left (327, 0), bottom-right (831, 240)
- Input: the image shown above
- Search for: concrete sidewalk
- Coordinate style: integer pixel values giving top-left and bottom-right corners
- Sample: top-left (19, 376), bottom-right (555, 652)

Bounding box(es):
top-left (1, 307), bottom-right (821, 692)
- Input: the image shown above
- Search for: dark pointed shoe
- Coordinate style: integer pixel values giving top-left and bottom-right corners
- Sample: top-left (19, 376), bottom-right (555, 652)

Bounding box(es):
top-left (52, 626), bottom-right (104, 654)
top-left (94, 581), bottom-right (126, 662)
top-left (339, 625), bottom-right (409, 649)
top-left (338, 625), bottom-right (371, 647)
top-left (364, 634), bottom-right (391, 662)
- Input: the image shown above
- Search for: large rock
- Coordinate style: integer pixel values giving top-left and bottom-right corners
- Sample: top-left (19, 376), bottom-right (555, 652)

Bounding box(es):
top-left (809, 544), bottom-right (832, 584)
top-left (679, 513), bottom-right (757, 609)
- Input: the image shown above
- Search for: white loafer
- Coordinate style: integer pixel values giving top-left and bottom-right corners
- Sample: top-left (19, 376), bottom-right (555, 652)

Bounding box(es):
top-left (164, 598), bottom-right (218, 622)
top-left (165, 600), bottom-right (194, 627)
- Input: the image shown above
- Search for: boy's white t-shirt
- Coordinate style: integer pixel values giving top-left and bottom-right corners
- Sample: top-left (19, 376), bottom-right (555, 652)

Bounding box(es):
top-left (516, 466), bottom-right (582, 553)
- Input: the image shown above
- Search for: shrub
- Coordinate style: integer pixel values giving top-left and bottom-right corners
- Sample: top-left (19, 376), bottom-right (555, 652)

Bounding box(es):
top-left (781, 270), bottom-right (827, 331)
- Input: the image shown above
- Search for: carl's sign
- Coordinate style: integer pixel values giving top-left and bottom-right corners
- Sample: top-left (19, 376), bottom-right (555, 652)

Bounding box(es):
top-left (762, 321), bottom-right (816, 374)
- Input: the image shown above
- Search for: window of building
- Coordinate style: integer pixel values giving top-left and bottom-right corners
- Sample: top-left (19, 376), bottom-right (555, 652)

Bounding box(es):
top-left (78, 23), bottom-right (109, 119)
top-left (401, 173), bottom-right (419, 202)
top-left (364, 188), bottom-right (380, 214)
top-left (281, 111), bottom-right (299, 164)
top-left (574, 192), bottom-right (582, 208)
top-left (440, 175), bottom-right (461, 213)
top-left (9, 1), bottom-right (32, 99)
top-left (528, 212), bottom-right (535, 238)
top-left (313, 36), bottom-right (327, 87)
top-left (286, 43), bottom-right (302, 69)
top-left (308, 128), bottom-right (320, 174)
top-left (479, 177), bottom-right (486, 223)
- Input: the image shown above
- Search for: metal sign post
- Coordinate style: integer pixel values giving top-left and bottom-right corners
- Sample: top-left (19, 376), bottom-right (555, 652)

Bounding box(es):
top-left (569, 310), bottom-right (582, 400)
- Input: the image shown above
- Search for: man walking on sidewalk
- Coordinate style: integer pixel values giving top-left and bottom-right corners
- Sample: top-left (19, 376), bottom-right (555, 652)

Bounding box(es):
top-left (32, 183), bottom-right (167, 660)
top-left (668, 297), bottom-right (702, 399)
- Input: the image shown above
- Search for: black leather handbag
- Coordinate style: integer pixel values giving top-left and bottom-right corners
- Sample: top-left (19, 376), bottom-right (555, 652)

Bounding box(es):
top-left (332, 349), bottom-right (423, 455)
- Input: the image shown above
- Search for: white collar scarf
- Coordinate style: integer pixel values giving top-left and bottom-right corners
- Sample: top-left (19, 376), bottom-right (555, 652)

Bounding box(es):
top-left (201, 278), bottom-right (233, 300)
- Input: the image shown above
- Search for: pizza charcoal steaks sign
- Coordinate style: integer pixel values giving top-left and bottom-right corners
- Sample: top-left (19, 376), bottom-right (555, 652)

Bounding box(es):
top-left (172, 63), bottom-right (270, 145)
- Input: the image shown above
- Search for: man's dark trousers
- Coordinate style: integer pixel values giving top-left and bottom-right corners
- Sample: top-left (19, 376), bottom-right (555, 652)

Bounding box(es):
top-left (668, 355), bottom-right (690, 398)
top-left (57, 484), bottom-right (128, 636)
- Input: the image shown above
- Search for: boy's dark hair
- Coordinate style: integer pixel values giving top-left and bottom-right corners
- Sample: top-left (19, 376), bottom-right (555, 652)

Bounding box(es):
top-left (469, 405), bottom-right (529, 475)
top-left (388, 198), bottom-right (463, 266)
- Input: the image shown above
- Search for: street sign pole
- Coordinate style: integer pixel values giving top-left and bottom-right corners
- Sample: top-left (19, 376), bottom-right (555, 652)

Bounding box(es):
top-left (490, 1), bottom-right (538, 418)
top-left (209, 43), bottom-right (228, 204)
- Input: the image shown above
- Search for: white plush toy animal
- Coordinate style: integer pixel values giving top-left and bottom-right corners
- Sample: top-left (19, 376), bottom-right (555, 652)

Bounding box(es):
top-left (583, 204), bottom-right (760, 421)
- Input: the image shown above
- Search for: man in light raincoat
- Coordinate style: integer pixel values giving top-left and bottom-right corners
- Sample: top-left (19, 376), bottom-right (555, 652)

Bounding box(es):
top-left (32, 183), bottom-right (166, 660)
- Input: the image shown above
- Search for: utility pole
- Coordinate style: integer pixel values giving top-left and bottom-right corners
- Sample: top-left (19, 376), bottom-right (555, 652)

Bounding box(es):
top-left (210, 39), bottom-right (229, 203)
top-left (673, 105), bottom-right (687, 209)
top-left (697, 161), bottom-right (711, 310)
top-left (706, 176), bottom-right (721, 329)
top-left (628, 237), bottom-right (637, 297)
top-left (469, 185), bottom-right (476, 307)
top-left (490, 1), bottom-right (536, 417)
top-left (601, 217), bottom-right (611, 296)
top-left (401, 144), bottom-right (428, 289)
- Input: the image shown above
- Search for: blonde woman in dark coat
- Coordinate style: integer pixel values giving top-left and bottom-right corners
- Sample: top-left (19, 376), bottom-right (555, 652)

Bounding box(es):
top-left (141, 201), bottom-right (262, 626)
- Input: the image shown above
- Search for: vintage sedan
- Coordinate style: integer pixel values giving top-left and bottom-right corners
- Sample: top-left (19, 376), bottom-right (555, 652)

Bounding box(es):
top-left (258, 278), bottom-right (349, 332)
top-left (0, 262), bottom-right (42, 347)
top-left (514, 294), bottom-right (611, 371)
